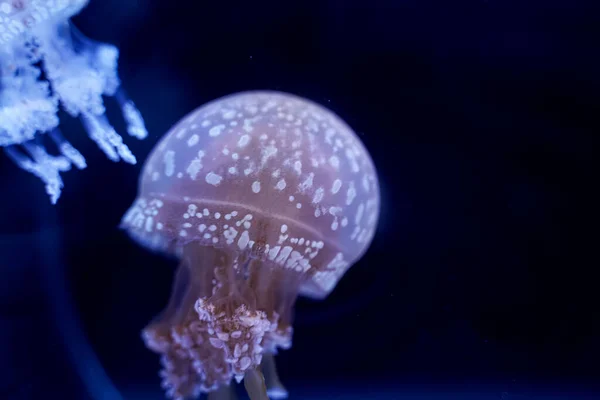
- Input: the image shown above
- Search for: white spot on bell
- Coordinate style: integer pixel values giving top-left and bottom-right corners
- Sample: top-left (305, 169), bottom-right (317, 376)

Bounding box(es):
top-left (332, 179), bottom-right (342, 194)
top-left (209, 124), bottom-right (226, 137)
top-left (238, 134), bottom-right (251, 147)
top-left (163, 150), bottom-right (175, 177)
top-left (205, 172), bottom-right (223, 186)
top-left (275, 179), bottom-right (286, 191)
top-left (187, 134), bottom-right (199, 147)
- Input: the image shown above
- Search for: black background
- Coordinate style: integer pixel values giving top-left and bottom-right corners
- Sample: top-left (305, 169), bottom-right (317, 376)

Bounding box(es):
top-left (0, 0), bottom-right (597, 399)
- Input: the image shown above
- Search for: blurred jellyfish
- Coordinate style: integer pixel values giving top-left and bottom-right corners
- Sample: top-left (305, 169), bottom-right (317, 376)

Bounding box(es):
top-left (0, 0), bottom-right (146, 203)
top-left (121, 91), bottom-right (380, 399)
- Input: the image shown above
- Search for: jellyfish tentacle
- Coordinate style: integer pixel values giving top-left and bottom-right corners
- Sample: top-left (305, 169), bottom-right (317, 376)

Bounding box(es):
top-left (145, 259), bottom-right (191, 340)
top-left (158, 351), bottom-right (202, 400)
top-left (243, 368), bottom-right (270, 400)
top-left (81, 112), bottom-right (136, 164)
top-left (209, 254), bottom-right (257, 314)
top-left (48, 128), bottom-right (87, 169)
top-left (114, 86), bottom-right (148, 140)
top-left (4, 139), bottom-right (70, 204)
top-left (261, 353), bottom-right (288, 399)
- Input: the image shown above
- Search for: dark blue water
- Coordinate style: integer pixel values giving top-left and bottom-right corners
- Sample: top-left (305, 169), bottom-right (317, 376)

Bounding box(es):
top-left (0, 0), bottom-right (597, 399)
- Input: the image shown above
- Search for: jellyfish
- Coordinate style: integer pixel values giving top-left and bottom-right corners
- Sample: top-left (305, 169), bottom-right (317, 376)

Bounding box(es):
top-left (121, 91), bottom-right (380, 399)
top-left (0, 0), bottom-right (146, 203)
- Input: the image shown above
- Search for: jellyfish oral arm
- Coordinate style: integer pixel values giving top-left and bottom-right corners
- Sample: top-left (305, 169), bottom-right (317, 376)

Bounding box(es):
top-left (142, 242), bottom-right (300, 399)
top-left (0, 1), bottom-right (146, 203)
top-left (243, 367), bottom-right (270, 400)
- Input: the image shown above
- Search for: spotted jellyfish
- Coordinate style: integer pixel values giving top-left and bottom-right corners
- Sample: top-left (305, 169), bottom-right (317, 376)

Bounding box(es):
top-left (121, 91), bottom-right (380, 399)
top-left (0, 0), bottom-right (146, 203)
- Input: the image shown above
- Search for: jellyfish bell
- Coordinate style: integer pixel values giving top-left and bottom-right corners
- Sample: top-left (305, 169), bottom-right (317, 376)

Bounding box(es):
top-left (121, 91), bottom-right (380, 399)
top-left (0, 0), bottom-right (146, 203)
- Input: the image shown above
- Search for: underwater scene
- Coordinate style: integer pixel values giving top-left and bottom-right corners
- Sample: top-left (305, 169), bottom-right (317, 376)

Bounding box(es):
top-left (0, 1), bottom-right (597, 399)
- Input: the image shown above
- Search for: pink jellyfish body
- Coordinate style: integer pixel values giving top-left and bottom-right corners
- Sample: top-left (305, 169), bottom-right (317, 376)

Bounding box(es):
top-left (121, 91), bottom-right (380, 399)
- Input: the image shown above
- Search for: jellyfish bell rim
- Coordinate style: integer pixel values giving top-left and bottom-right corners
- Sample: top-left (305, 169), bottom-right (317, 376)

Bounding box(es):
top-left (119, 194), bottom-right (361, 300)
top-left (119, 187), bottom-right (380, 301)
